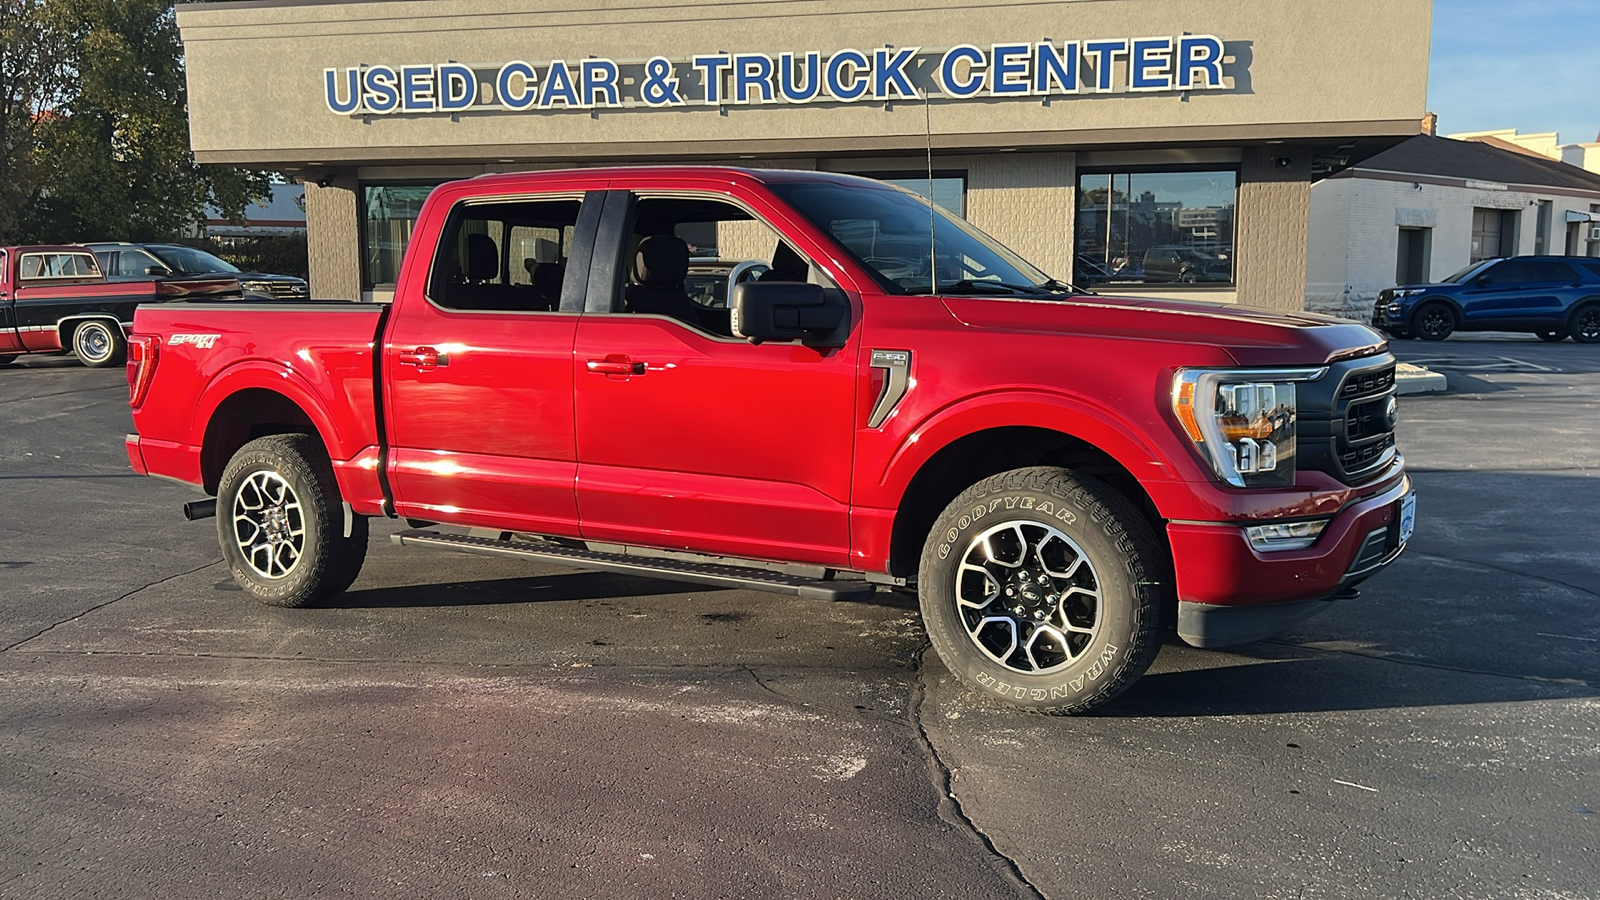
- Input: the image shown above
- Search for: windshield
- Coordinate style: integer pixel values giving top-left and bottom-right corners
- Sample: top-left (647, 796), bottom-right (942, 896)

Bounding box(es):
top-left (150, 245), bottom-right (240, 275)
top-left (768, 181), bottom-right (1054, 295)
top-left (1440, 260), bottom-right (1495, 284)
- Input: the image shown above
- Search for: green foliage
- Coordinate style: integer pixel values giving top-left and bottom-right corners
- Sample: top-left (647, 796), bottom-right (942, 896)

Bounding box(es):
top-left (0, 0), bottom-right (270, 245)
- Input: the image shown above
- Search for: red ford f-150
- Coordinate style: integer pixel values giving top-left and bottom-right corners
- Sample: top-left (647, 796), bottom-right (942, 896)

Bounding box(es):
top-left (124, 168), bottom-right (1413, 713)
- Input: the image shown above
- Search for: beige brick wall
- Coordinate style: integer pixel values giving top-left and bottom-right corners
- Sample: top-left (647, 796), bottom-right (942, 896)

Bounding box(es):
top-left (963, 153), bottom-right (1076, 281)
top-left (1234, 148), bottom-right (1311, 310)
top-left (303, 178), bottom-right (362, 301)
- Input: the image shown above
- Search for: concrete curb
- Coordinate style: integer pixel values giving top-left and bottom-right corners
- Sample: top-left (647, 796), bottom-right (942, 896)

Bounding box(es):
top-left (1396, 362), bottom-right (1447, 394)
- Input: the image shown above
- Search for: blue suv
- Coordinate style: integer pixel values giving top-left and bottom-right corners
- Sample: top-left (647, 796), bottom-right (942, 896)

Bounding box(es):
top-left (1371, 256), bottom-right (1600, 343)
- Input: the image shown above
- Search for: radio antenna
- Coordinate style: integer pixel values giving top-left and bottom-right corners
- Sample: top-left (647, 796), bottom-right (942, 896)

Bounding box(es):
top-left (924, 79), bottom-right (936, 295)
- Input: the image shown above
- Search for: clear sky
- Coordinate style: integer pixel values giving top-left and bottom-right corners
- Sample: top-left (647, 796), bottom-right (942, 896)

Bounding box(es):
top-left (1429, 0), bottom-right (1600, 144)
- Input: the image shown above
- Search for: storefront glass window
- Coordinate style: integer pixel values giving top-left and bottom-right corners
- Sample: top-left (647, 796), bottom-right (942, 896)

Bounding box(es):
top-left (1074, 170), bottom-right (1237, 286)
top-left (362, 185), bottom-right (437, 287)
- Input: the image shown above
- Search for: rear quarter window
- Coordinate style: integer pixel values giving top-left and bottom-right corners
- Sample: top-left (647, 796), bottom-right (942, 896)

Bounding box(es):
top-left (20, 252), bottom-right (101, 280)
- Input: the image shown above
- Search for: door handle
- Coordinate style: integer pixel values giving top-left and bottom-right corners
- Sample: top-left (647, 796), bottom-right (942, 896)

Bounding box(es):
top-left (586, 354), bottom-right (647, 376)
top-left (398, 346), bottom-right (449, 369)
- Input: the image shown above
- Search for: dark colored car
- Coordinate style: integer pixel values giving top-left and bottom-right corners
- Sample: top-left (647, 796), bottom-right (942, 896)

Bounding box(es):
top-left (88, 242), bottom-right (307, 301)
top-left (1140, 245), bottom-right (1232, 283)
top-left (1372, 256), bottom-right (1600, 343)
top-left (1073, 253), bottom-right (1149, 288)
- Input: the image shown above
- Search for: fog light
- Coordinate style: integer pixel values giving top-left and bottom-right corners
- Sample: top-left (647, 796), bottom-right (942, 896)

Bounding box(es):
top-left (1246, 519), bottom-right (1329, 551)
top-left (1385, 302), bottom-right (1403, 313)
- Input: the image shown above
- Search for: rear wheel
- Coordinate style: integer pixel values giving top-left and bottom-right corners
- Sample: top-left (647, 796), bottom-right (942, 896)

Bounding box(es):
top-left (217, 434), bottom-right (368, 608)
top-left (71, 320), bottom-right (125, 368)
top-left (0, 354), bottom-right (17, 367)
top-left (917, 467), bottom-right (1169, 714)
top-left (1412, 302), bottom-right (1456, 341)
top-left (1570, 304), bottom-right (1600, 344)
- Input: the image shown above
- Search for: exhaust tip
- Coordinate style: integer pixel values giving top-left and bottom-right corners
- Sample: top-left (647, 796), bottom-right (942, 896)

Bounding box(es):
top-left (183, 499), bottom-right (217, 521)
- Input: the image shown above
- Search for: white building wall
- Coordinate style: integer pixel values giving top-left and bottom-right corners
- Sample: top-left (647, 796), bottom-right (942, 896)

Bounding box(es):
top-left (1306, 174), bottom-right (1599, 318)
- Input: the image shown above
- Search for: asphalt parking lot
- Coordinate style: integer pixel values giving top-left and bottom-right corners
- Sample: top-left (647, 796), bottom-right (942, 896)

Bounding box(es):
top-left (1, 334), bottom-right (1595, 900)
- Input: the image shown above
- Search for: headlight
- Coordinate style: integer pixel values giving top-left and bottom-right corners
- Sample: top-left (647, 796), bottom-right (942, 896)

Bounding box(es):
top-left (1391, 288), bottom-right (1425, 298)
top-left (241, 280), bottom-right (274, 293)
top-left (1172, 367), bottom-right (1326, 488)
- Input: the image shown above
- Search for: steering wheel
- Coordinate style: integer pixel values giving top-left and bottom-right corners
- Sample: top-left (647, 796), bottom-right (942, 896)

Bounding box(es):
top-left (727, 260), bottom-right (771, 291)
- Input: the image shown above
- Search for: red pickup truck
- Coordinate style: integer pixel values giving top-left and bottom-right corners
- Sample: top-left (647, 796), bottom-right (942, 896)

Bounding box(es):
top-left (1, 244), bottom-right (241, 368)
top-left (125, 167), bottom-right (1413, 713)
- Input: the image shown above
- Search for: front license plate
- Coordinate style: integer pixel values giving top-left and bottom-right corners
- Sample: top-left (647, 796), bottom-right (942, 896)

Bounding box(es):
top-left (1397, 493), bottom-right (1417, 544)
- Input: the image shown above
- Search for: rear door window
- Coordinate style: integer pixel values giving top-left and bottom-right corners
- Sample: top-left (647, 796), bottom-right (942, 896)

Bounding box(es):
top-left (1529, 260), bottom-right (1579, 284)
top-left (428, 194), bottom-right (589, 312)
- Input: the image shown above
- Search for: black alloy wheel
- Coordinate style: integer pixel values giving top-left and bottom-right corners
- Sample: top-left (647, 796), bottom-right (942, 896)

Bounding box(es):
top-left (1571, 304), bottom-right (1600, 344)
top-left (1535, 329), bottom-right (1568, 343)
top-left (1413, 302), bottom-right (1456, 341)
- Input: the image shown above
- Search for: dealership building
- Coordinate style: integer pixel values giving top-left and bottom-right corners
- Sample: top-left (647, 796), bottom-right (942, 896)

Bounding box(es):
top-left (177, 0), bottom-right (1431, 308)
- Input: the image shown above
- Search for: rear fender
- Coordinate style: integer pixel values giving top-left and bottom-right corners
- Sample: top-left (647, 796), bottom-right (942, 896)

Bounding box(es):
top-left (192, 362), bottom-right (372, 500)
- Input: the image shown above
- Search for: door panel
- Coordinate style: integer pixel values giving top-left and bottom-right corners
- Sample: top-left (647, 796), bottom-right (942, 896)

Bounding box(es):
top-left (382, 190), bottom-right (601, 535)
top-left (572, 315), bottom-right (857, 567)
top-left (0, 252), bottom-right (19, 353)
top-left (384, 304), bottom-right (581, 534)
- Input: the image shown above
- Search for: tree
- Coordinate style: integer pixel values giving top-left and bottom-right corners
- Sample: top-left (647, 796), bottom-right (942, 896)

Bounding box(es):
top-left (0, 0), bottom-right (268, 245)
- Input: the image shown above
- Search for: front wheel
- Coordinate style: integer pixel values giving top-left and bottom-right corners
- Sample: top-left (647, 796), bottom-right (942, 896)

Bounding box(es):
top-left (71, 320), bottom-right (126, 368)
top-left (1412, 302), bottom-right (1456, 341)
top-left (0, 354), bottom-right (17, 367)
top-left (917, 467), bottom-right (1170, 714)
top-left (1570, 304), bottom-right (1600, 344)
top-left (217, 434), bottom-right (368, 608)
top-left (1535, 329), bottom-right (1569, 343)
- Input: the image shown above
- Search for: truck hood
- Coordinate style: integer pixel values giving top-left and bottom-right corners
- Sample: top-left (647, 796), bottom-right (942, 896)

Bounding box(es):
top-left (940, 293), bottom-right (1388, 367)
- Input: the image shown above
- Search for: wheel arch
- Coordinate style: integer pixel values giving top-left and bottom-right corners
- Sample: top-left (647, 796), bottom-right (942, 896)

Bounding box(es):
top-left (885, 421), bottom-right (1176, 582)
top-left (197, 384), bottom-right (336, 495)
top-left (56, 313), bottom-right (125, 345)
top-left (1410, 295), bottom-right (1462, 320)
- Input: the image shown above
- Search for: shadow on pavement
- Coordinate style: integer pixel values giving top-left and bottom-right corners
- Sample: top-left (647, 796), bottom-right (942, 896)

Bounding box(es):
top-left (318, 569), bottom-right (712, 608)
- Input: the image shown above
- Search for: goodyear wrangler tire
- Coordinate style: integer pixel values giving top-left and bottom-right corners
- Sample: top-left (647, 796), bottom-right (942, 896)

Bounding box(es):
top-left (217, 434), bottom-right (368, 608)
top-left (917, 466), bottom-right (1168, 714)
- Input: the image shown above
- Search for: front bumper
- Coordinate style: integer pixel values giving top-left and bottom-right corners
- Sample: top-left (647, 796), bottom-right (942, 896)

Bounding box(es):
top-left (1170, 473), bottom-right (1412, 647)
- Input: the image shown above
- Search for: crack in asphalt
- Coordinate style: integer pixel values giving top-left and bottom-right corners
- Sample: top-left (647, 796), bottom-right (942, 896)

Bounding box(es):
top-left (909, 644), bottom-right (1047, 900)
top-left (1, 559), bottom-right (223, 653)
top-left (1405, 549), bottom-right (1600, 599)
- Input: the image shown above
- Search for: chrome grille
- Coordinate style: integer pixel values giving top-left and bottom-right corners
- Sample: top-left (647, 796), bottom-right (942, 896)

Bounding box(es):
top-left (267, 281), bottom-right (310, 300)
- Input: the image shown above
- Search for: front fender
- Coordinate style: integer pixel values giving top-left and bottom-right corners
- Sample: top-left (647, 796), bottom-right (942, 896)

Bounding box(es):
top-left (870, 388), bottom-right (1192, 510)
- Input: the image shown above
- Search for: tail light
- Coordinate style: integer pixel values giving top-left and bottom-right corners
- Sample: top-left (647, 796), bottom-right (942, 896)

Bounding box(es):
top-left (127, 335), bottom-right (160, 407)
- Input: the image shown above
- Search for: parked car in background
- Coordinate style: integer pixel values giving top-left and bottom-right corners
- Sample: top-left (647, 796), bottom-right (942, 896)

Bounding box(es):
top-left (1371, 255), bottom-right (1600, 343)
top-left (1141, 245), bottom-right (1232, 283)
top-left (0, 245), bottom-right (200, 368)
top-left (88, 242), bottom-right (307, 301)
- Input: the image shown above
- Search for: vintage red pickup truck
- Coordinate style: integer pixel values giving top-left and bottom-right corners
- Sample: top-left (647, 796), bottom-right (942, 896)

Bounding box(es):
top-left (125, 167), bottom-right (1414, 712)
top-left (0, 244), bottom-right (241, 368)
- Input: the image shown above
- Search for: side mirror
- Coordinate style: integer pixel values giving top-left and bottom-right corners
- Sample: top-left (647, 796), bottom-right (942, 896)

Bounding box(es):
top-left (731, 281), bottom-right (847, 347)
top-left (145, 265), bottom-right (172, 277)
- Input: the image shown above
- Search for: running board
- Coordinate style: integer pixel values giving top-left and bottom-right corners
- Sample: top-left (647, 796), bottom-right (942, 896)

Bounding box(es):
top-left (391, 529), bottom-right (876, 601)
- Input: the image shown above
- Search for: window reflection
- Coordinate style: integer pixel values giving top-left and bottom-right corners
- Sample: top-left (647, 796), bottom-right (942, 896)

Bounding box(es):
top-left (1075, 171), bottom-right (1237, 286)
